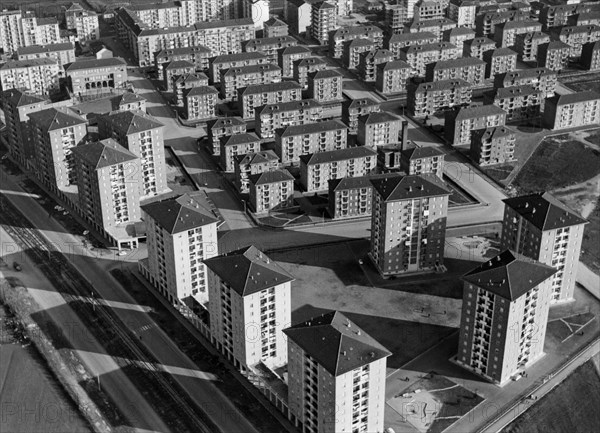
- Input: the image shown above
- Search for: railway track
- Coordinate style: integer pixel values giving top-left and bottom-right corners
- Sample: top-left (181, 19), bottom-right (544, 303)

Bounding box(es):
top-left (0, 195), bottom-right (219, 433)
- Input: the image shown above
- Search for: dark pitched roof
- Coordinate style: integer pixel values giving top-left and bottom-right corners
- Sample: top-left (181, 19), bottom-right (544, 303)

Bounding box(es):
top-left (280, 45), bottom-right (311, 55)
top-left (401, 146), bottom-right (445, 160)
top-left (249, 169), bottom-right (294, 185)
top-left (0, 58), bottom-right (58, 69)
top-left (222, 63), bottom-right (281, 76)
top-left (184, 85), bottom-right (218, 97)
top-left (64, 57), bottom-right (126, 72)
top-left (258, 99), bottom-right (321, 116)
top-left (116, 92), bottom-right (146, 106)
top-left (72, 138), bottom-right (137, 169)
top-left (462, 250), bottom-right (557, 301)
top-left (283, 311), bottom-right (391, 376)
top-left (379, 60), bottom-right (411, 71)
top-left (389, 32), bottom-right (437, 44)
top-left (329, 174), bottom-right (390, 192)
top-left (308, 69), bottom-right (342, 79)
top-left (141, 192), bottom-right (218, 234)
top-left (1, 88), bottom-right (47, 107)
top-left (203, 245), bottom-right (294, 296)
top-left (207, 116), bottom-right (246, 129)
top-left (415, 79), bottom-right (471, 92)
top-left (503, 192), bottom-right (587, 231)
top-left (358, 111), bottom-right (402, 124)
top-left (300, 146), bottom-right (377, 165)
top-left (101, 110), bottom-right (163, 135)
top-left (17, 42), bottom-right (74, 55)
top-left (277, 119), bottom-right (347, 137)
top-left (546, 91), bottom-right (600, 106)
top-left (163, 59), bottom-right (195, 70)
top-left (265, 17), bottom-right (287, 27)
top-left (244, 36), bottom-right (297, 49)
top-left (235, 150), bottom-right (279, 166)
top-left (212, 52), bottom-right (267, 64)
top-left (28, 107), bottom-right (86, 131)
top-left (220, 132), bottom-right (260, 146)
top-left (494, 85), bottom-right (540, 99)
top-left (454, 104), bottom-right (507, 120)
top-left (370, 174), bottom-right (450, 201)
top-left (239, 81), bottom-right (302, 95)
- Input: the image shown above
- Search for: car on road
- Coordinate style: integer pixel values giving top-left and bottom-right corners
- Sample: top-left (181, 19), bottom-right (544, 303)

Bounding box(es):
top-left (13, 262), bottom-right (22, 271)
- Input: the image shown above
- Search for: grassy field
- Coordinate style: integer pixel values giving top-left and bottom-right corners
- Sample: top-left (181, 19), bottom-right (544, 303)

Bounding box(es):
top-left (513, 134), bottom-right (600, 194)
top-left (501, 360), bottom-right (600, 433)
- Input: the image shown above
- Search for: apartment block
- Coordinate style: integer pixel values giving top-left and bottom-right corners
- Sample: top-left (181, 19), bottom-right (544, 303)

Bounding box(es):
top-left (19, 14), bottom-right (60, 47)
top-left (244, 36), bottom-right (299, 64)
top-left (205, 118), bottom-right (247, 156)
top-left (279, 46), bottom-right (311, 78)
top-left (66, 6), bottom-right (100, 42)
top-left (286, 0), bottom-right (312, 35)
top-left (407, 79), bottom-right (473, 117)
top-left (342, 97), bottom-right (381, 134)
top-left (97, 110), bottom-right (168, 198)
top-left (220, 132), bottom-right (262, 173)
top-left (293, 57), bottom-right (327, 89)
top-left (415, 0), bottom-right (446, 21)
top-left (495, 21), bottom-right (543, 48)
top-left (443, 27), bottom-right (476, 49)
top-left (209, 52), bottom-right (269, 84)
top-left (543, 91), bottom-right (600, 130)
top-left (456, 250), bottom-right (557, 385)
top-left (447, 0), bottom-right (478, 28)
top-left (475, 10), bottom-right (531, 37)
top-left (274, 119), bottom-right (348, 165)
top-left (570, 11), bottom-right (600, 27)
top-left (494, 67), bottom-right (557, 98)
top-left (256, 99), bottom-right (323, 139)
top-left (300, 146), bottom-right (377, 193)
top-left (16, 43), bottom-right (76, 66)
top-left (539, 3), bottom-right (593, 29)
top-left (400, 146), bottom-right (445, 179)
top-left (358, 49), bottom-right (395, 82)
top-left (140, 192), bottom-right (219, 305)
top-left (444, 104), bottom-right (507, 146)
top-left (328, 175), bottom-right (383, 220)
top-left (400, 42), bottom-right (462, 77)
top-left (205, 246), bottom-right (294, 369)
top-left (483, 48), bottom-right (518, 79)
top-left (501, 192), bottom-right (587, 303)
top-left (0, 58), bottom-right (60, 96)
top-left (329, 25), bottom-right (385, 59)
top-left (311, 2), bottom-right (337, 45)
top-left (581, 40), bottom-right (600, 70)
top-left (154, 46), bottom-right (212, 75)
top-left (0, 10), bottom-right (24, 54)
top-left (264, 18), bottom-right (289, 38)
top-left (463, 37), bottom-right (497, 60)
top-left (385, 3), bottom-right (409, 34)
top-left (538, 41), bottom-right (572, 71)
top-left (238, 81), bottom-right (303, 120)
top-left (174, 73), bottom-right (209, 106)
top-left (184, 86), bottom-right (218, 121)
top-left (249, 170), bottom-right (295, 214)
top-left (485, 85), bottom-right (542, 122)
top-left (65, 57), bottom-right (128, 96)
top-left (307, 69), bottom-right (343, 103)
top-left (357, 111), bottom-right (403, 148)
top-left (220, 63), bottom-right (282, 101)
top-left (369, 174), bottom-right (450, 276)
top-left (514, 32), bottom-right (550, 62)
top-left (387, 32), bottom-right (438, 59)
top-left (29, 107), bottom-right (88, 190)
top-left (0, 89), bottom-right (49, 164)
top-left (426, 57), bottom-right (486, 85)
top-left (72, 138), bottom-right (141, 240)
top-left (554, 24), bottom-right (600, 58)
top-left (284, 311), bottom-right (390, 433)
top-left (344, 39), bottom-right (377, 70)
top-left (376, 60), bottom-right (411, 95)
top-left (234, 150), bottom-right (280, 193)
top-left (405, 18), bottom-right (458, 41)
top-left (470, 126), bottom-right (516, 166)
top-left (162, 60), bottom-right (195, 92)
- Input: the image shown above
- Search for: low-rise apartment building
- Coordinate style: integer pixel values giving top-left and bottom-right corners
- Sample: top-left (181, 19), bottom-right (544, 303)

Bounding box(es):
top-left (328, 175), bottom-right (386, 220)
top-left (154, 46), bottom-right (212, 75)
top-left (206, 117), bottom-right (247, 155)
top-left (163, 60), bottom-right (195, 92)
top-left (220, 63), bottom-right (282, 101)
top-left (307, 69), bottom-right (343, 103)
top-left (238, 81), bottom-right (303, 120)
top-left (341, 97), bottom-right (381, 134)
top-left (543, 91), bottom-right (600, 130)
top-left (581, 40), bottom-right (600, 70)
top-left (400, 146), bottom-right (445, 179)
top-left (485, 85), bottom-right (543, 122)
top-left (494, 67), bottom-right (557, 98)
top-left (539, 2), bottom-right (592, 29)
top-left (358, 48), bottom-right (395, 82)
top-left (357, 111), bottom-right (403, 148)
top-left (470, 126), bottom-right (516, 166)
top-left (444, 104), bottom-right (507, 146)
top-left (400, 42), bottom-right (462, 77)
top-left (376, 60), bottom-right (412, 95)
top-left (415, 0), bottom-right (446, 21)
top-left (483, 48), bottom-right (518, 79)
top-left (443, 27), bottom-right (476, 49)
top-left (300, 146), bottom-right (378, 193)
top-left (65, 4), bottom-right (100, 42)
top-left (538, 41), bottom-right (571, 71)
top-left (293, 57), bottom-right (327, 89)
top-left (463, 37), bottom-right (497, 60)
top-left (425, 57), bottom-right (486, 86)
top-left (387, 32), bottom-right (438, 59)
top-left (209, 52), bottom-right (270, 84)
top-left (183, 86), bottom-right (218, 121)
top-left (274, 119), bottom-right (348, 165)
top-left (264, 18), bottom-right (289, 38)
top-left (16, 43), bottom-right (76, 66)
top-left (174, 73), bottom-right (209, 106)
top-left (234, 150), bottom-right (280, 193)
top-left (279, 46), bottom-right (311, 78)
top-left (554, 24), bottom-right (600, 58)
top-left (447, 0), bottom-right (478, 28)
top-left (405, 18), bottom-right (458, 41)
top-left (311, 1), bottom-right (338, 45)
top-left (140, 192), bottom-right (219, 305)
top-left (244, 35), bottom-right (298, 64)
top-left (495, 21), bottom-right (543, 48)
top-left (249, 170), bottom-right (295, 214)
top-left (219, 132), bottom-right (262, 173)
top-left (0, 58), bottom-right (61, 96)
top-left (256, 99), bottom-right (323, 139)
top-left (475, 10), bottom-right (531, 37)
top-left (65, 57), bottom-right (128, 96)
top-left (456, 250), bottom-right (556, 385)
top-left (344, 39), bottom-right (377, 70)
top-left (407, 79), bottom-right (473, 117)
top-left (328, 25), bottom-right (385, 59)
top-left (514, 31), bottom-right (550, 62)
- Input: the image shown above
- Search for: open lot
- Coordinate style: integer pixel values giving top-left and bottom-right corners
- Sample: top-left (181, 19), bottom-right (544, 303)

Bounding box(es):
top-left (387, 372), bottom-right (484, 433)
top-left (546, 312), bottom-right (597, 344)
top-left (501, 360), bottom-right (600, 433)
